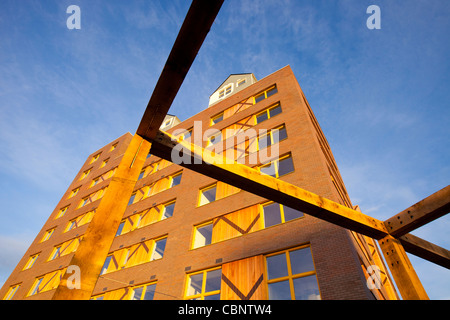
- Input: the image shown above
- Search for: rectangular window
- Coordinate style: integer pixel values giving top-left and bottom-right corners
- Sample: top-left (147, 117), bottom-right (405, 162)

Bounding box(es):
top-left (262, 202), bottom-right (303, 228)
top-left (64, 210), bottom-right (95, 232)
top-left (254, 86), bottom-right (278, 104)
top-left (185, 267), bottom-right (222, 300)
top-left (28, 277), bottom-right (43, 296)
top-left (211, 112), bottom-right (224, 126)
top-left (116, 221), bottom-right (125, 236)
top-left (48, 246), bottom-right (61, 261)
top-left (162, 201), bottom-right (175, 219)
top-left (110, 143), bottom-right (118, 152)
top-left (255, 103), bottom-right (282, 124)
top-left (208, 132), bottom-right (222, 146)
top-left (80, 168), bottom-right (91, 180)
top-left (40, 228), bottom-right (55, 243)
top-left (128, 193), bottom-right (136, 206)
top-left (237, 79), bottom-right (246, 87)
top-left (198, 185), bottom-right (217, 206)
top-left (170, 172), bottom-right (182, 187)
top-left (259, 154), bottom-right (294, 178)
top-left (55, 206), bottom-right (69, 219)
top-left (3, 284), bottom-right (20, 300)
top-left (90, 153), bottom-right (101, 164)
top-left (23, 254), bottom-right (39, 270)
top-left (100, 158), bottom-right (109, 168)
top-left (138, 169), bottom-right (146, 180)
top-left (258, 125), bottom-right (287, 150)
top-left (192, 222), bottom-right (213, 249)
top-left (130, 283), bottom-right (157, 300)
top-left (68, 187), bottom-right (80, 199)
top-left (151, 237), bottom-right (167, 260)
top-left (265, 246), bottom-right (320, 300)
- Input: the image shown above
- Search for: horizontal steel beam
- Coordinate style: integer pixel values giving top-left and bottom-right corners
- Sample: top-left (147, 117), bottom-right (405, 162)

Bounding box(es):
top-left (136, 0), bottom-right (224, 141)
top-left (149, 131), bottom-right (389, 239)
top-left (384, 185), bottom-right (450, 237)
top-left (399, 233), bottom-right (450, 270)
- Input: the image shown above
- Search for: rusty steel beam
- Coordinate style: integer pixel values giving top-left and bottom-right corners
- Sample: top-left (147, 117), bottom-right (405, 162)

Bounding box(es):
top-left (149, 130), bottom-right (389, 239)
top-left (400, 233), bottom-right (450, 270)
top-left (384, 185), bottom-right (450, 237)
top-left (136, 0), bottom-right (224, 141)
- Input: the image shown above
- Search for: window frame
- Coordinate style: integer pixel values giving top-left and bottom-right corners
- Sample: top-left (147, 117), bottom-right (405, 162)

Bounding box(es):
top-left (40, 228), bottom-right (55, 243)
top-left (257, 124), bottom-right (287, 150)
top-left (264, 245), bottom-right (320, 300)
top-left (192, 221), bottom-right (214, 249)
top-left (198, 184), bottom-right (217, 206)
top-left (3, 284), bottom-right (20, 300)
top-left (255, 103), bottom-right (282, 125)
top-left (23, 254), bottom-right (39, 270)
top-left (260, 202), bottom-right (304, 228)
top-left (259, 154), bottom-right (294, 178)
top-left (184, 267), bottom-right (222, 300)
top-left (211, 112), bottom-right (224, 126)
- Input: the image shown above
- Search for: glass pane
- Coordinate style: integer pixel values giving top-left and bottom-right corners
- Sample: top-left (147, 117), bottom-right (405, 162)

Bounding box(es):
top-left (266, 87), bottom-right (278, 98)
top-left (194, 224), bottom-right (213, 248)
top-left (263, 203), bottom-right (282, 227)
top-left (277, 156), bottom-right (294, 177)
top-left (283, 206), bottom-right (303, 222)
top-left (260, 163), bottom-right (276, 177)
top-left (115, 221), bottom-right (125, 236)
top-left (152, 238), bottom-right (167, 260)
top-left (138, 170), bottom-right (145, 180)
top-left (172, 174), bottom-right (182, 187)
top-left (256, 111), bottom-right (268, 124)
top-left (269, 105), bottom-right (282, 118)
top-left (212, 114), bottom-right (224, 124)
top-left (205, 269), bottom-right (222, 293)
top-left (200, 187), bottom-right (216, 205)
top-left (128, 194), bottom-right (136, 206)
top-left (255, 93), bottom-right (265, 104)
top-left (273, 127), bottom-right (287, 143)
top-left (132, 287), bottom-right (144, 300)
top-left (187, 273), bottom-right (204, 296)
top-left (258, 134), bottom-right (271, 149)
top-left (143, 284), bottom-right (156, 300)
top-left (293, 275), bottom-right (320, 300)
top-left (289, 247), bottom-right (315, 275)
top-left (101, 256), bottom-right (112, 274)
top-left (163, 203), bottom-right (175, 219)
top-left (266, 253), bottom-right (288, 280)
top-left (268, 280), bottom-right (291, 300)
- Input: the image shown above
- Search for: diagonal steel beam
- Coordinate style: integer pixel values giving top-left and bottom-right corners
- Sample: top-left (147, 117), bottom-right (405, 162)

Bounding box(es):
top-left (384, 185), bottom-right (450, 237)
top-left (149, 130), bottom-right (390, 239)
top-left (136, 0), bottom-right (224, 140)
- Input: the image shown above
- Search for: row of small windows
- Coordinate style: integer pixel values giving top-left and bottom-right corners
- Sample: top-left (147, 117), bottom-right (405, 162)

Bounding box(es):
top-left (210, 85), bottom-right (278, 127)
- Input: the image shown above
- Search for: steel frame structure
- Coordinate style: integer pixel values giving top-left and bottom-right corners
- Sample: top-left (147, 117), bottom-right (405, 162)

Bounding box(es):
top-left (53, 0), bottom-right (449, 300)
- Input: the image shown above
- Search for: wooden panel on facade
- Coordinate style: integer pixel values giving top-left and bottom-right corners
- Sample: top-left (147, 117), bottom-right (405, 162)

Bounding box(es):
top-left (221, 256), bottom-right (266, 300)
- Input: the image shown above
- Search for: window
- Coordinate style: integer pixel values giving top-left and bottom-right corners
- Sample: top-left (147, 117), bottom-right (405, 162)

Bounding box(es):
top-left (192, 222), bottom-right (213, 249)
top-left (259, 154), bottom-right (294, 178)
top-left (237, 79), bottom-right (246, 87)
top-left (208, 132), bottom-right (222, 146)
top-left (80, 168), bottom-right (91, 180)
top-left (254, 86), bottom-right (278, 104)
top-left (23, 254), bottom-right (39, 270)
top-left (198, 185), bottom-right (217, 206)
top-left (262, 202), bottom-right (303, 228)
top-left (64, 210), bottom-right (95, 232)
top-left (211, 113), bottom-right (224, 126)
top-left (185, 267), bottom-right (222, 300)
top-left (110, 143), bottom-right (118, 152)
top-left (101, 256), bottom-right (113, 275)
top-left (116, 221), bottom-right (125, 236)
top-left (257, 125), bottom-right (287, 150)
top-left (151, 237), bottom-right (167, 260)
top-left (48, 246), bottom-right (61, 261)
top-left (100, 158), bottom-right (109, 168)
top-left (255, 103), bottom-right (282, 124)
top-left (55, 206), bottom-right (69, 219)
top-left (162, 201), bottom-right (175, 219)
top-left (90, 153), bottom-right (101, 164)
top-left (128, 193), bottom-right (136, 206)
top-left (3, 284), bottom-right (20, 300)
top-left (28, 277), bottom-right (43, 296)
top-left (40, 228), bottom-right (55, 243)
top-left (68, 187), bottom-right (80, 199)
top-left (130, 283), bottom-right (157, 300)
top-left (170, 172), bottom-right (182, 187)
top-left (265, 246), bottom-right (320, 300)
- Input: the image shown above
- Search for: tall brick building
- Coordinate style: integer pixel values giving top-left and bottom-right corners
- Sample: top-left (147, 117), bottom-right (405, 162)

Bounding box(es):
top-left (1, 66), bottom-right (399, 300)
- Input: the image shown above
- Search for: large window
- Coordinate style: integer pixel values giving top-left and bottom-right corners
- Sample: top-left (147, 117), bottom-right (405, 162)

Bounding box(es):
top-left (261, 202), bottom-right (303, 228)
top-left (185, 267), bottom-right (222, 300)
top-left (254, 86), bottom-right (278, 104)
top-left (255, 103), bottom-right (282, 124)
top-left (130, 283), bottom-right (157, 300)
top-left (192, 222), bottom-right (213, 249)
top-left (257, 125), bottom-right (287, 150)
top-left (265, 246), bottom-right (320, 300)
top-left (198, 184), bottom-right (217, 206)
top-left (259, 154), bottom-right (294, 178)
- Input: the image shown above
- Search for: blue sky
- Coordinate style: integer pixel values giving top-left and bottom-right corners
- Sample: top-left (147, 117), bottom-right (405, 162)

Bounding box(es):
top-left (0, 0), bottom-right (449, 299)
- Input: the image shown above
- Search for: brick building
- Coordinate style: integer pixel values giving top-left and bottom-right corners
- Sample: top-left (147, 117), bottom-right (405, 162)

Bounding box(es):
top-left (1, 66), bottom-right (399, 300)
